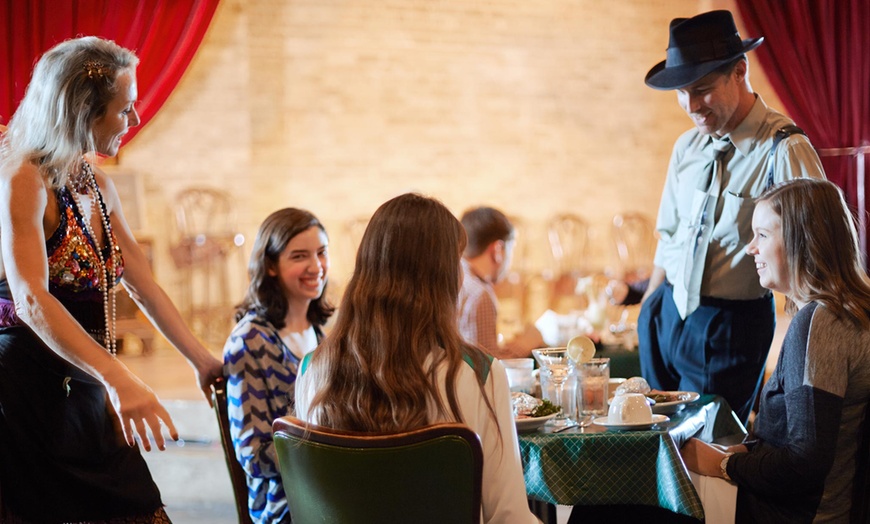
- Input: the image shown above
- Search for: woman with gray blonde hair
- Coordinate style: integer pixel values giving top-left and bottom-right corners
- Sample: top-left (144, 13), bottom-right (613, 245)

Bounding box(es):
top-left (681, 178), bottom-right (870, 522)
top-left (0, 37), bottom-right (222, 522)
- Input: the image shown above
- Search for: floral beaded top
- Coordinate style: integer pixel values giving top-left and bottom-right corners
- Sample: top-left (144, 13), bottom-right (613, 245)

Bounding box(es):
top-left (46, 185), bottom-right (124, 301)
top-left (0, 184), bottom-right (124, 329)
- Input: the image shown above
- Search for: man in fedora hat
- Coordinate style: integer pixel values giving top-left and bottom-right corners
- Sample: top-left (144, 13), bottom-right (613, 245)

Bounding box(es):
top-left (637, 10), bottom-right (825, 424)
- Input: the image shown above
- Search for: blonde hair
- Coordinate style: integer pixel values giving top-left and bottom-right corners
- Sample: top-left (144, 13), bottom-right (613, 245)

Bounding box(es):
top-left (1, 36), bottom-right (138, 187)
top-left (306, 193), bottom-right (498, 433)
top-left (759, 178), bottom-right (870, 326)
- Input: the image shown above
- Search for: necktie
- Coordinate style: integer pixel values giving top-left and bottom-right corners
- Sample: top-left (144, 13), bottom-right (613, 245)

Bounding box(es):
top-left (672, 137), bottom-right (733, 319)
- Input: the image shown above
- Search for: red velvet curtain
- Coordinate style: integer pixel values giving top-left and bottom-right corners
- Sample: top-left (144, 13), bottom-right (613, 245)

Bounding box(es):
top-left (0, 0), bottom-right (220, 147)
top-left (735, 0), bottom-right (870, 256)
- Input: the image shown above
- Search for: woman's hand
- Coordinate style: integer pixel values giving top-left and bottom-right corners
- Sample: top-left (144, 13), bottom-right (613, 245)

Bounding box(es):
top-left (680, 437), bottom-right (728, 477)
top-left (194, 354), bottom-right (225, 404)
top-left (103, 365), bottom-right (178, 452)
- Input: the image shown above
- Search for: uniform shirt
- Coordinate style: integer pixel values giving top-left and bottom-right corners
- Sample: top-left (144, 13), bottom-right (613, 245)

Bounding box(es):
top-left (458, 258), bottom-right (499, 352)
top-left (653, 95), bottom-right (825, 300)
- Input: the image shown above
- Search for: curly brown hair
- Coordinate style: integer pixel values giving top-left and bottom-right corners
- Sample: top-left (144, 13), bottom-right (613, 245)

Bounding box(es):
top-left (235, 208), bottom-right (334, 329)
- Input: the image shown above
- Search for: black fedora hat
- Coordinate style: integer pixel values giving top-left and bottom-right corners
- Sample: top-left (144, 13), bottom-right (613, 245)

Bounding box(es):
top-left (645, 10), bottom-right (763, 90)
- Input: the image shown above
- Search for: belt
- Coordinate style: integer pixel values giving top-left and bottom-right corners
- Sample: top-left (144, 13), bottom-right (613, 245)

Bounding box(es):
top-left (663, 280), bottom-right (772, 309)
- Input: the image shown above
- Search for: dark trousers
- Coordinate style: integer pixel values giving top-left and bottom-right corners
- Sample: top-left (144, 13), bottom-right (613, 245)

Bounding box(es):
top-left (637, 281), bottom-right (775, 424)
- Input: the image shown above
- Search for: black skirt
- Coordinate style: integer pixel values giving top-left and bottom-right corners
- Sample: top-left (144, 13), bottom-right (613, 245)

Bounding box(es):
top-left (0, 326), bottom-right (164, 523)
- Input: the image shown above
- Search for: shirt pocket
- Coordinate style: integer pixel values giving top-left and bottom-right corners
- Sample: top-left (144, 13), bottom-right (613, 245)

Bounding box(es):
top-left (712, 192), bottom-right (755, 248)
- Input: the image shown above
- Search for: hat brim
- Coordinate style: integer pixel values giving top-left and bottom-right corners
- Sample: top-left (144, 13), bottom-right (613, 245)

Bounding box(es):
top-left (644, 37), bottom-right (763, 90)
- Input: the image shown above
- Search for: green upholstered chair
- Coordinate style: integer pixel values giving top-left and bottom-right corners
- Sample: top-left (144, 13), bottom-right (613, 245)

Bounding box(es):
top-left (272, 416), bottom-right (483, 524)
top-left (210, 378), bottom-right (254, 524)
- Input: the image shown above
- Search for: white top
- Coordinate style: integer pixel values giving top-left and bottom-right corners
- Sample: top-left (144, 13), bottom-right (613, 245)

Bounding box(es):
top-left (295, 355), bottom-right (540, 524)
top-left (281, 325), bottom-right (318, 360)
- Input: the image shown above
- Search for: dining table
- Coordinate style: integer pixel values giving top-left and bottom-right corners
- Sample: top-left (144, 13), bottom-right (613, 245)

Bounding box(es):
top-left (518, 394), bottom-right (746, 523)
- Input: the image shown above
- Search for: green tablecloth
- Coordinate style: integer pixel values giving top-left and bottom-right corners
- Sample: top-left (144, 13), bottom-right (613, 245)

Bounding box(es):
top-left (519, 394), bottom-right (745, 520)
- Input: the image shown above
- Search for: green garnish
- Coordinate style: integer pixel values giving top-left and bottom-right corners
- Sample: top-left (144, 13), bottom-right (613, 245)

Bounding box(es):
top-left (531, 399), bottom-right (560, 417)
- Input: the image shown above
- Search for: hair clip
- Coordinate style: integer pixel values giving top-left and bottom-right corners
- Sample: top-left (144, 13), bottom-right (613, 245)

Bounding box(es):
top-left (83, 60), bottom-right (106, 80)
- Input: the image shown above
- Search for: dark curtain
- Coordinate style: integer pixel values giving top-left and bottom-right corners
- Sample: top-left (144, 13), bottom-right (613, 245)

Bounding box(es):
top-left (0, 0), bottom-right (221, 147)
top-left (735, 0), bottom-right (870, 255)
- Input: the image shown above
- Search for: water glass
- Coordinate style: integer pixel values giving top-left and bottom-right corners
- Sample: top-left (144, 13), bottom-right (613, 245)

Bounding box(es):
top-left (577, 357), bottom-right (610, 417)
top-left (532, 348), bottom-right (576, 425)
top-left (502, 358), bottom-right (535, 394)
top-left (539, 366), bottom-right (578, 422)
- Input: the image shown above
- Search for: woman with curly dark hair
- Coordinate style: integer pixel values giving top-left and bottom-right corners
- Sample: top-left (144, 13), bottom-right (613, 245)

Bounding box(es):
top-left (223, 207), bottom-right (333, 524)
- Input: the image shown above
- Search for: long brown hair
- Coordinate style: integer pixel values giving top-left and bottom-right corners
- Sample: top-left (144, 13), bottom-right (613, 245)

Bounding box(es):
top-left (235, 208), bottom-right (334, 329)
top-left (306, 193), bottom-right (496, 432)
top-left (759, 178), bottom-right (870, 326)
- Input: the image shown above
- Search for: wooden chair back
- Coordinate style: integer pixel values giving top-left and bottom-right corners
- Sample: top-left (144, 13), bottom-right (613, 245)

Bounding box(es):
top-left (211, 379), bottom-right (254, 524)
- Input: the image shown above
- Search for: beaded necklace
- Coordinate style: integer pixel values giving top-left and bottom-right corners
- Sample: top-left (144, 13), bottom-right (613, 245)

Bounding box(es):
top-left (66, 160), bottom-right (118, 355)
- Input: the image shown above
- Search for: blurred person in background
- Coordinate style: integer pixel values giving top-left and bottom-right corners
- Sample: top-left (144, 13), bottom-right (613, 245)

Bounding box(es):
top-left (458, 206), bottom-right (543, 358)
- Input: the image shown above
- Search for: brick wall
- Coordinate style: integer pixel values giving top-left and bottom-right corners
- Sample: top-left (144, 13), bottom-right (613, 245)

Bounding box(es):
top-left (116, 0), bottom-right (783, 325)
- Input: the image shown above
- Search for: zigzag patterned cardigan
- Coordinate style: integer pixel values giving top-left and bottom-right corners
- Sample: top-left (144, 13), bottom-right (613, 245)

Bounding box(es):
top-left (222, 311), bottom-right (323, 524)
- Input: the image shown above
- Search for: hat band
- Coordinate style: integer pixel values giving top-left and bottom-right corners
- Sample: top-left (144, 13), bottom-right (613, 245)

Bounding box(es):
top-left (666, 33), bottom-right (744, 67)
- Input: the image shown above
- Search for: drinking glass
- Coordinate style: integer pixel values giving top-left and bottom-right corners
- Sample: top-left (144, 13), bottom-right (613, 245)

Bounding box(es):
top-left (502, 358), bottom-right (535, 394)
top-left (539, 365), bottom-right (578, 422)
top-left (532, 348), bottom-right (576, 425)
top-left (577, 357), bottom-right (610, 417)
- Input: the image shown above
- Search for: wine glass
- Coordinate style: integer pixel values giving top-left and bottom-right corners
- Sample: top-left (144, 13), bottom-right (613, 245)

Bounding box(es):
top-left (532, 347), bottom-right (576, 426)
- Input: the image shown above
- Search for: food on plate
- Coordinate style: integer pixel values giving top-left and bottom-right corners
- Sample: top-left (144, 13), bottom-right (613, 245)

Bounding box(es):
top-left (530, 399), bottom-right (560, 418)
top-left (614, 376), bottom-right (651, 396)
top-left (511, 392), bottom-right (560, 419)
top-left (646, 391), bottom-right (695, 404)
top-left (511, 392), bottom-right (541, 418)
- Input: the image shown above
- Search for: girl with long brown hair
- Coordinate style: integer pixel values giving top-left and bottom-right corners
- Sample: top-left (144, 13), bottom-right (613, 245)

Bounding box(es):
top-left (681, 178), bottom-right (870, 522)
top-left (295, 193), bottom-right (538, 523)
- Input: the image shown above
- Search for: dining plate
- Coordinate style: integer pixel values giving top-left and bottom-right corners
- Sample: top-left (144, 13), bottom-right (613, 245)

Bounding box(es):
top-left (648, 391), bottom-right (700, 414)
top-left (592, 414), bottom-right (669, 430)
top-left (515, 413), bottom-right (558, 432)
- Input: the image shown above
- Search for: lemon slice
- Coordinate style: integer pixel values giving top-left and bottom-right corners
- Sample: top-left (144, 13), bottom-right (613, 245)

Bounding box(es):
top-left (566, 336), bottom-right (596, 364)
